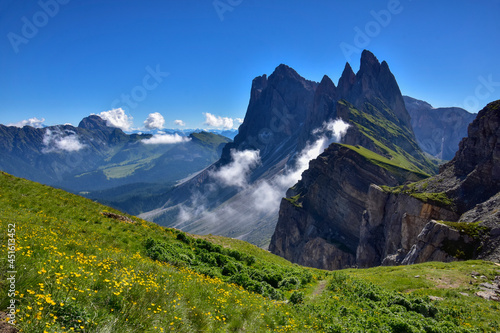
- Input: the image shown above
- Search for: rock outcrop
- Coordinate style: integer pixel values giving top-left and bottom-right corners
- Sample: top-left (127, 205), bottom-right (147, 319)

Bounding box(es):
top-left (362, 100), bottom-right (500, 266)
top-left (271, 100), bottom-right (500, 269)
top-left (403, 96), bottom-right (475, 160)
top-left (476, 276), bottom-right (500, 302)
top-left (269, 145), bottom-right (428, 269)
top-left (357, 185), bottom-right (459, 267)
top-left (401, 221), bottom-right (476, 265)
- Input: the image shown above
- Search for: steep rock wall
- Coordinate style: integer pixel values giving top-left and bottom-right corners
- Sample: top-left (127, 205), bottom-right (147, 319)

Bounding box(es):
top-left (269, 144), bottom-right (427, 269)
top-left (357, 185), bottom-right (459, 267)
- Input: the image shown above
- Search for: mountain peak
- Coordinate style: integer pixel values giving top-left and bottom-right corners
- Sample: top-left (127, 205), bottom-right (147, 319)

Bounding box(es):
top-left (269, 64), bottom-right (303, 82)
top-left (319, 75), bottom-right (336, 89)
top-left (337, 63), bottom-right (356, 96)
top-left (359, 49), bottom-right (381, 75)
top-left (403, 96), bottom-right (434, 111)
top-left (340, 62), bottom-right (355, 79)
top-left (404, 96), bottom-right (475, 160)
top-left (250, 74), bottom-right (268, 102)
top-left (78, 115), bottom-right (110, 130)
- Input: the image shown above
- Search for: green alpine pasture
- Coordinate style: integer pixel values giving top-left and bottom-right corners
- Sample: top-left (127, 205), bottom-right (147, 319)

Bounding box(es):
top-left (1, 172), bottom-right (499, 332)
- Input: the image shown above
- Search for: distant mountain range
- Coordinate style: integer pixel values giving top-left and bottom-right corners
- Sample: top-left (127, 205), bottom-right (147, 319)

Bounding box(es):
top-left (128, 128), bottom-right (239, 140)
top-left (403, 96), bottom-right (475, 160)
top-left (0, 115), bottom-right (231, 213)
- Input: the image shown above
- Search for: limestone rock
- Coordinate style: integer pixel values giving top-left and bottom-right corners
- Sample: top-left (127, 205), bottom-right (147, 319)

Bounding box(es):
top-left (269, 144), bottom-right (426, 269)
top-left (402, 221), bottom-right (470, 264)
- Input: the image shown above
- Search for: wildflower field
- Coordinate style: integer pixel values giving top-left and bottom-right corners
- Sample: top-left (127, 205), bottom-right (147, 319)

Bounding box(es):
top-left (0, 171), bottom-right (499, 332)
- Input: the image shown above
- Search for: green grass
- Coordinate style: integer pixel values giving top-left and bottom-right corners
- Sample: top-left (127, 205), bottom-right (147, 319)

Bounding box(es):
top-left (409, 192), bottom-right (454, 207)
top-left (439, 221), bottom-right (489, 239)
top-left (284, 194), bottom-right (302, 208)
top-left (341, 144), bottom-right (429, 181)
top-left (195, 234), bottom-right (297, 268)
top-left (345, 261), bottom-right (500, 330)
top-left (1, 171), bottom-right (499, 332)
top-left (101, 154), bottom-right (162, 179)
top-left (190, 132), bottom-right (232, 147)
top-left (380, 183), bottom-right (455, 209)
top-left (337, 99), bottom-right (438, 175)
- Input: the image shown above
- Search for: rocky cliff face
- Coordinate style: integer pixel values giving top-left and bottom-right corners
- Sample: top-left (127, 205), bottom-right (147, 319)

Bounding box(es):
top-left (362, 100), bottom-right (500, 266)
top-left (271, 100), bottom-right (500, 269)
top-left (143, 64), bottom-right (320, 247)
top-left (222, 64), bottom-right (318, 174)
top-left (345, 52), bottom-right (412, 131)
top-left (269, 145), bottom-right (428, 269)
top-left (148, 50), bottom-right (438, 247)
top-left (300, 52), bottom-right (434, 174)
top-left (403, 96), bottom-right (475, 160)
top-left (357, 185), bottom-right (459, 267)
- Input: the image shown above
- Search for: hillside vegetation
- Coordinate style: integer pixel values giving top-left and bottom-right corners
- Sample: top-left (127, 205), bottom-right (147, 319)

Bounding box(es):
top-left (338, 99), bottom-right (437, 175)
top-left (1, 172), bottom-right (499, 332)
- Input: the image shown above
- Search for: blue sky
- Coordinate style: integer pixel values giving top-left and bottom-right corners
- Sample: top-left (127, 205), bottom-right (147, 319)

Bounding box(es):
top-left (1, 0), bottom-right (499, 130)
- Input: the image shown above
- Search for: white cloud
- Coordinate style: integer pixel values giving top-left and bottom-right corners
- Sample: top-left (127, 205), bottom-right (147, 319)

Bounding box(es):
top-left (97, 108), bottom-right (133, 131)
top-left (212, 119), bottom-right (350, 215)
top-left (235, 118), bottom-right (244, 124)
top-left (8, 117), bottom-right (45, 128)
top-left (42, 128), bottom-right (86, 153)
top-left (278, 118), bottom-right (350, 185)
top-left (174, 118), bottom-right (350, 233)
top-left (204, 113), bottom-right (235, 129)
top-left (144, 112), bottom-right (165, 130)
top-left (314, 118), bottom-right (351, 142)
top-left (211, 149), bottom-right (261, 189)
top-left (142, 133), bottom-right (191, 145)
top-left (174, 119), bottom-right (186, 127)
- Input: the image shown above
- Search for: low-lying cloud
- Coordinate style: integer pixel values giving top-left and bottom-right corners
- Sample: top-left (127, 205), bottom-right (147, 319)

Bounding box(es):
top-left (142, 132), bottom-right (191, 145)
top-left (42, 128), bottom-right (86, 153)
top-left (313, 118), bottom-right (351, 142)
top-left (204, 113), bottom-right (242, 129)
top-left (97, 108), bottom-right (133, 131)
top-left (247, 118), bottom-right (351, 213)
top-left (211, 149), bottom-right (261, 189)
top-left (143, 112), bottom-right (165, 130)
top-left (8, 117), bottom-right (45, 128)
top-left (174, 119), bottom-right (186, 127)
top-left (175, 118), bottom-right (350, 232)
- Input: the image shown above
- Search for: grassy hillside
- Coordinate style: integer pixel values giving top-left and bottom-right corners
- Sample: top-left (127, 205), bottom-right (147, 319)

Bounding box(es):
top-left (1, 172), bottom-right (499, 332)
top-left (338, 99), bottom-right (438, 175)
top-left (341, 144), bottom-right (429, 182)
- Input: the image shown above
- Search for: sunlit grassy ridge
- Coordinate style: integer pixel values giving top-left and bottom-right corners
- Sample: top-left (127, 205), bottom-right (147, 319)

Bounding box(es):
top-left (1, 171), bottom-right (499, 332)
top-left (337, 99), bottom-right (438, 175)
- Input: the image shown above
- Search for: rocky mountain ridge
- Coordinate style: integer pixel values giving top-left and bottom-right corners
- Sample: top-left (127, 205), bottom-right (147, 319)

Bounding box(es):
top-left (269, 144), bottom-right (429, 269)
top-left (271, 100), bottom-right (500, 268)
top-left (144, 50), bottom-right (438, 246)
